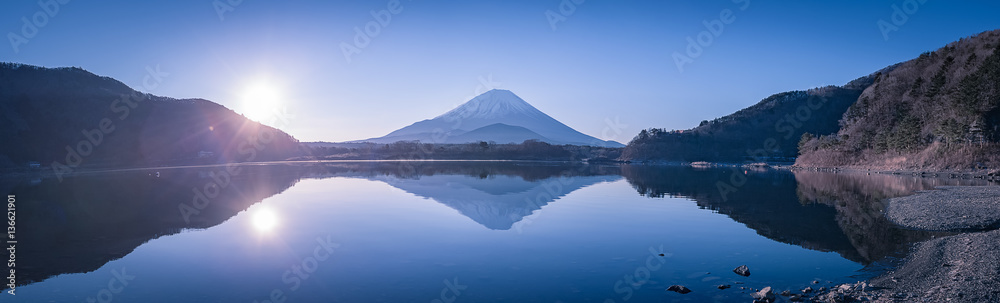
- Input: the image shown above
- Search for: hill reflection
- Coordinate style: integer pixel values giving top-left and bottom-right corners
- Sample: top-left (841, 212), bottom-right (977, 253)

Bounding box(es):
top-left (621, 166), bottom-right (985, 264)
top-left (4, 161), bottom-right (987, 290)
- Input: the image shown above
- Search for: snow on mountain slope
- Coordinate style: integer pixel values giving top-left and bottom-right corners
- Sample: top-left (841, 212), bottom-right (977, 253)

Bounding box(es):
top-left (359, 89), bottom-right (624, 147)
top-left (445, 123), bottom-right (551, 144)
top-left (436, 89), bottom-right (546, 121)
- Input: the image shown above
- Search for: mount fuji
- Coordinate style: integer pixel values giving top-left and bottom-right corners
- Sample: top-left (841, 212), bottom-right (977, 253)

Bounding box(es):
top-left (358, 89), bottom-right (624, 147)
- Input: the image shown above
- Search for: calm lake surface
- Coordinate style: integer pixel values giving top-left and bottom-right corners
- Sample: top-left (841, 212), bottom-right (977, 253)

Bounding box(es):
top-left (3, 161), bottom-right (995, 302)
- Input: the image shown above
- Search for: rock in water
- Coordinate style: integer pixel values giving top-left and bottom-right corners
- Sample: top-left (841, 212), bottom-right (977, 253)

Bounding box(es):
top-left (751, 286), bottom-right (775, 303)
top-left (733, 265), bottom-right (751, 277)
top-left (717, 284), bottom-right (731, 290)
top-left (666, 285), bottom-right (692, 294)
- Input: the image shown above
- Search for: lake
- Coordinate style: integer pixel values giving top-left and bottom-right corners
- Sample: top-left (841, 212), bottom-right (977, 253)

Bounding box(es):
top-left (2, 161), bottom-right (993, 302)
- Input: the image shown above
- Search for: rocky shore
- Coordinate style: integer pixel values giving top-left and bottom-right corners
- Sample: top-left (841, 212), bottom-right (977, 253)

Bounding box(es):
top-left (887, 186), bottom-right (1000, 231)
top-left (668, 185), bottom-right (1000, 302)
top-left (789, 167), bottom-right (1000, 183)
top-left (810, 185), bottom-right (1000, 302)
top-left (649, 168), bottom-right (1000, 302)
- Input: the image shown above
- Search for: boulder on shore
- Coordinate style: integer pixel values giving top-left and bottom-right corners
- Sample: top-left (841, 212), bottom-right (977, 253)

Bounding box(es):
top-left (750, 286), bottom-right (775, 303)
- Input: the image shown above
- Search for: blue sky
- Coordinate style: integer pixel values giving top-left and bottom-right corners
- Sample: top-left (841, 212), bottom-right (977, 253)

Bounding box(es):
top-left (2, 0), bottom-right (999, 143)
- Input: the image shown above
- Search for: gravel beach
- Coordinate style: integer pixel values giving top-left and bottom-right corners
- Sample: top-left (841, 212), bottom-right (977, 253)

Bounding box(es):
top-left (815, 229), bottom-right (1000, 302)
top-left (813, 186), bottom-right (1000, 302)
top-left (886, 186), bottom-right (1000, 231)
top-left (869, 228), bottom-right (1000, 302)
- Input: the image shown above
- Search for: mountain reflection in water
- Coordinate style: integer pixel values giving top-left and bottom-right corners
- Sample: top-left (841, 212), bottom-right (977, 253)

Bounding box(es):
top-left (3, 161), bottom-right (994, 301)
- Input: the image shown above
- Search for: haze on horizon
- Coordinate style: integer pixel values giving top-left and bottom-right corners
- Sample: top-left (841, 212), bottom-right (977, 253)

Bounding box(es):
top-left (2, 0), bottom-right (998, 143)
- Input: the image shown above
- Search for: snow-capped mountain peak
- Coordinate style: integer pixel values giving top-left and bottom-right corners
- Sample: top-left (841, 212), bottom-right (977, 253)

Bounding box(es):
top-left (357, 89), bottom-right (625, 147)
top-left (437, 89), bottom-right (542, 120)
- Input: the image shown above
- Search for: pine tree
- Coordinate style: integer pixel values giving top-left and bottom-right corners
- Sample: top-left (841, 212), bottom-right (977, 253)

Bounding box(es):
top-left (798, 132), bottom-right (815, 155)
top-left (909, 77), bottom-right (924, 98)
top-left (925, 56), bottom-right (955, 98)
top-left (969, 119), bottom-right (986, 147)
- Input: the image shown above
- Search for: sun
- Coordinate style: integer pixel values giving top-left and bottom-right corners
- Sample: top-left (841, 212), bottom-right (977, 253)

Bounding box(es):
top-left (241, 82), bottom-right (283, 124)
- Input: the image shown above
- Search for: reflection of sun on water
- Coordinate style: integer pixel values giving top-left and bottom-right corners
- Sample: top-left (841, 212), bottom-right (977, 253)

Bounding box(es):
top-left (252, 207), bottom-right (280, 233)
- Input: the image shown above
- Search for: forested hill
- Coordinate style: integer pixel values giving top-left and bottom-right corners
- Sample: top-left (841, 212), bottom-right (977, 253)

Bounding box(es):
top-left (0, 63), bottom-right (306, 173)
top-left (620, 71), bottom-right (886, 163)
top-left (797, 29), bottom-right (1000, 170)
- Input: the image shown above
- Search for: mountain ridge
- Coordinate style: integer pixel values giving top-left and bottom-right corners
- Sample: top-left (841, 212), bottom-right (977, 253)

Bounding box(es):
top-left (0, 62), bottom-right (306, 170)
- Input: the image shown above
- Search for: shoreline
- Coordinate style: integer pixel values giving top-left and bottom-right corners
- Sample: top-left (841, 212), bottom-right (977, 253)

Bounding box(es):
top-left (810, 185), bottom-right (1000, 302)
top-left (789, 166), bottom-right (1000, 182)
top-left (623, 159), bottom-right (1000, 182)
top-left (0, 159), bottom-right (612, 180)
top-left (14, 158), bottom-right (998, 181)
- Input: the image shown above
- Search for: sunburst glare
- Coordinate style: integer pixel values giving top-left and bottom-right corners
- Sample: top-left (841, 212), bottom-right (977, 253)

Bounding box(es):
top-left (251, 206), bottom-right (280, 234)
top-left (241, 82), bottom-right (283, 125)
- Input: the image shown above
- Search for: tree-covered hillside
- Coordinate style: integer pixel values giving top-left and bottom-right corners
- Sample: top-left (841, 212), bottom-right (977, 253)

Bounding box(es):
top-left (620, 74), bottom-right (881, 162)
top-left (0, 63), bottom-right (307, 173)
top-left (797, 30), bottom-right (1000, 170)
